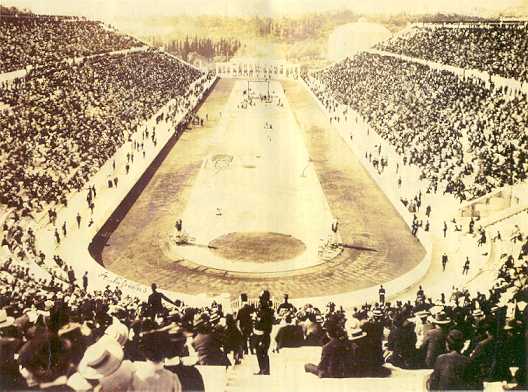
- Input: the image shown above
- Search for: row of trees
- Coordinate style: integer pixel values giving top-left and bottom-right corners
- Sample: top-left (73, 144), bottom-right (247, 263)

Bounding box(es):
top-left (0, 5), bottom-right (33, 15)
top-left (163, 36), bottom-right (242, 61)
top-left (252, 11), bottom-right (488, 41)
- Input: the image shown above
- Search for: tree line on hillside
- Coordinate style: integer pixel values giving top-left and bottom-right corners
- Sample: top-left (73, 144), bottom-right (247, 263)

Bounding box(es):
top-left (251, 11), bottom-right (487, 41)
top-left (0, 5), bottom-right (33, 15)
top-left (161, 37), bottom-right (242, 61)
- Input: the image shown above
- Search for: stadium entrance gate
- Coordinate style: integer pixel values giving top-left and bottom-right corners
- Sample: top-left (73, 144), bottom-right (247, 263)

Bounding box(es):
top-left (215, 57), bottom-right (301, 80)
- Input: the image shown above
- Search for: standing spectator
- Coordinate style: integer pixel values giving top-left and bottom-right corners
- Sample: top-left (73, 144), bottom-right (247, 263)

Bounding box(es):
top-left (463, 257), bottom-right (470, 275)
top-left (82, 272), bottom-right (88, 291)
top-left (253, 290), bottom-right (274, 375)
top-left (223, 314), bottom-right (243, 365)
top-left (236, 295), bottom-right (253, 355)
top-left (419, 312), bottom-right (451, 368)
top-left (67, 267), bottom-right (75, 285)
top-left (76, 213), bottom-right (81, 229)
top-left (361, 309), bottom-right (385, 374)
top-left (379, 285), bottom-right (386, 305)
top-left (442, 253), bottom-right (448, 272)
top-left (147, 283), bottom-right (177, 318)
top-left (387, 313), bottom-right (417, 369)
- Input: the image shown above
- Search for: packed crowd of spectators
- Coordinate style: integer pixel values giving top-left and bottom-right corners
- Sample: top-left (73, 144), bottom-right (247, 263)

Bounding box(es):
top-left (0, 15), bottom-right (144, 73)
top-left (375, 22), bottom-right (528, 82)
top-left (0, 220), bottom-right (527, 390)
top-left (0, 50), bottom-right (204, 212)
top-left (310, 53), bottom-right (528, 201)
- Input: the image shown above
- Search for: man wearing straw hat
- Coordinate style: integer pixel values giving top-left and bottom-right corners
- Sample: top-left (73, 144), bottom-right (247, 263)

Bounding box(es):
top-left (419, 311), bottom-right (452, 368)
top-left (78, 335), bottom-right (135, 392)
top-left (360, 308), bottom-right (385, 373)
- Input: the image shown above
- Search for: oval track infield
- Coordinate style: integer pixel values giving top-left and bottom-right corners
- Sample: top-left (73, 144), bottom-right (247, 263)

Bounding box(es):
top-left (209, 232), bottom-right (306, 262)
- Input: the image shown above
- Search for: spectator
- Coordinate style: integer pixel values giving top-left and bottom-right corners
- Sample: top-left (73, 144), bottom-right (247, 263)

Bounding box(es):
top-left (304, 316), bottom-right (350, 378)
top-left (131, 330), bottom-right (183, 391)
top-left (427, 329), bottom-right (483, 391)
top-left (419, 311), bottom-right (451, 368)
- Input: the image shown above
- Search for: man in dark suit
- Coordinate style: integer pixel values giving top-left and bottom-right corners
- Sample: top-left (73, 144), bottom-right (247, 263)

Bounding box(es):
top-left (236, 295), bottom-right (253, 355)
top-left (147, 283), bottom-right (177, 318)
top-left (304, 317), bottom-right (349, 378)
top-left (253, 290), bottom-right (274, 375)
top-left (427, 329), bottom-right (483, 391)
top-left (361, 309), bottom-right (385, 371)
top-left (419, 312), bottom-right (451, 368)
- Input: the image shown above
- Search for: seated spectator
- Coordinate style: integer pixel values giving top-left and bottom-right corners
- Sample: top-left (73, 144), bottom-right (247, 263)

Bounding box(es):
top-left (0, 309), bottom-right (25, 390)
top-left (191, 313), bottom-right (229, 366)
top-left (304, 316), bottom-right (350, 378)
top-left (302, 312), bottom-right (325, 346)
top-left (130, 330), bottom-right (183, 392)
top-left (468, 322), bottom-right (510, 383)
top-left (78, 335), bottom-right (135, 391)
top-left (0, 14), bottom-right (143, 73)
top-left (376, 23), bottom-right (528, 83)
top-left (427, 329), bottom-right (483, 391)
top-left (18, 333), bottom-right (75, 391)
top-left (274, 314), bottom-right (304, 351)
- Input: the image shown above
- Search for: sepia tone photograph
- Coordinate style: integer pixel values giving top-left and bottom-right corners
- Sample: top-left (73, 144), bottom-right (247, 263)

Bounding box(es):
top-left (0, 0), bottom-right (527, 390)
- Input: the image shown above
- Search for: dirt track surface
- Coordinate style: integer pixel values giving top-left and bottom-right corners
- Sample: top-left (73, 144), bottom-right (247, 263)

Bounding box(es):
top-left (91, 79), bottom-right (424, 299)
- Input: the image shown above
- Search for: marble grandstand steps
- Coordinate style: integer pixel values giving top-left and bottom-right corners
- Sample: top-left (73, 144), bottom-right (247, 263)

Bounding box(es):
top-left (224, 346), bottom-right (436, 392)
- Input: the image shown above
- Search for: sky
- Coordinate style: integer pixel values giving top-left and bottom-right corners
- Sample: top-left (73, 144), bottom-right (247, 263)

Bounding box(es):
top-left (4, 0), bottom-right (527, 21)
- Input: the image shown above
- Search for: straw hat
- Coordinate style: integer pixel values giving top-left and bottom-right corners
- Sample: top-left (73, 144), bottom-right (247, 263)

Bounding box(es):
top-left (349, 328), bottom-right (367, 341)
top-left (415, 310), bottom-right (431, 319)
top-left (0, 309), bottom-right (15, 328)
top-left (431, 312), bottom-right (451, 325)
top-left (105, 321), bottom-right (129, 347)
top-left (193, 312), bottom-right (209, 328)
top-left (78, 337), bottom-right (124, 380)
top-left (59, 322), bottom-right (82, 336)
top-left (209, 311), bottom-right (221, 324)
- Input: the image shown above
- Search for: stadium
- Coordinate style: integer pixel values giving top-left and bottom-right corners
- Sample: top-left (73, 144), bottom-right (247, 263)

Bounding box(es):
top-left (0, 1), bottom-right (527, 391)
